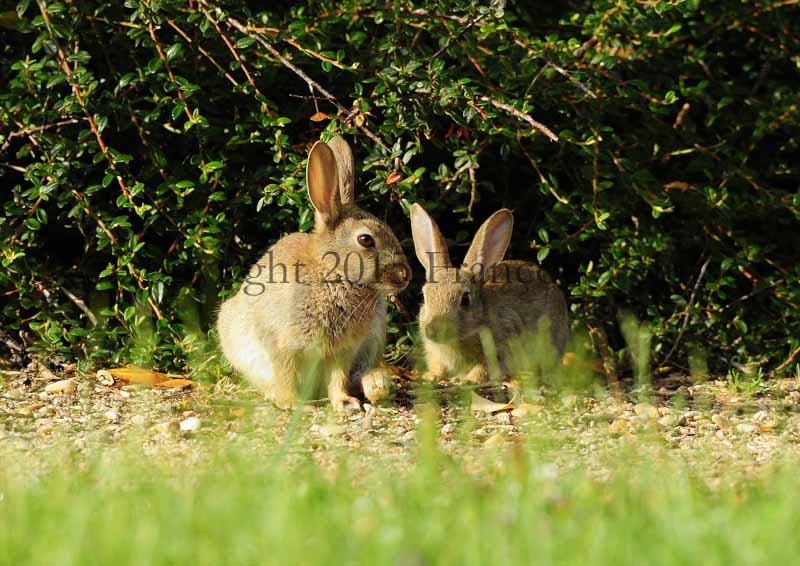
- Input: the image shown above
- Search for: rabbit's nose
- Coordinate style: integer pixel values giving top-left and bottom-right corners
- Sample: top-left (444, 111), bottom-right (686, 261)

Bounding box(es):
top-left (383, 262), bottom-right (411, 290)
top-left (424, 317), bottom-right (456, 343)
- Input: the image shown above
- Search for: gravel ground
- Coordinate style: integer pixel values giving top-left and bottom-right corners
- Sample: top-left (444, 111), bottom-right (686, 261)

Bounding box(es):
top-left (3, 362), bottom-right (800, 484)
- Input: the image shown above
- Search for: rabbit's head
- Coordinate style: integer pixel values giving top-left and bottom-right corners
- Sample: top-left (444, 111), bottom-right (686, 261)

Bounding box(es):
top-left (307, 137), bottom-right (410, 293)
top-left (410, 204), bottom-right (513, 344)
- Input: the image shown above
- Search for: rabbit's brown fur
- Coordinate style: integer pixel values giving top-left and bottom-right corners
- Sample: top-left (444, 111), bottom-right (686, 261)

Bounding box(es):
top-left (410, 204), bottom-right (568, 382)
top-left (217, 137), bottom-right (409, 411)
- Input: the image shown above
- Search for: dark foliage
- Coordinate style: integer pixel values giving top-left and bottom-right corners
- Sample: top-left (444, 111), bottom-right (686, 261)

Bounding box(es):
top-left (1, 0), bottom-right (798, 375)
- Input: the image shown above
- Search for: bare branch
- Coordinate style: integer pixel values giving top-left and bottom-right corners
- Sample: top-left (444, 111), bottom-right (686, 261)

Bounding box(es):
top-left (660, 256), bottom-right (711, 367)
top-left (166, 18), bottom-right (240, 88)
top-left (146, 20), bottom-right (193, 121)
top-left (61, 287), bottom-right (98, 326)
top-left (477, 96), bottom-right (559, 142)
top-left (198, 7), bottom-right (266, 102)
top-left (771, 344), bottom-right (800, 378)
top-left (1, 118), bottom-right (82, 154)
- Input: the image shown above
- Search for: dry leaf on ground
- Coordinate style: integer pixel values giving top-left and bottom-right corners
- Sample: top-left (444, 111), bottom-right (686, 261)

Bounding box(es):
top-left (108, 366), bottom-right (170, 386)
top-left (471, 391), bottom-right (513, 414)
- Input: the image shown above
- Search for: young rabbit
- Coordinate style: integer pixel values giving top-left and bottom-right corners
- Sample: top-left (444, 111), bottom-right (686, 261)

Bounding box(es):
top-left (409, 204), bottom-right (568, 383)
top-left (217, 136), bottom-right (410, 411)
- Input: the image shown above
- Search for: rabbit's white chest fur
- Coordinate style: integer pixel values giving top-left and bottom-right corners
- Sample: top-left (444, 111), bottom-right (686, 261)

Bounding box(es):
top-left (294, 281), bottom-right (380, 353)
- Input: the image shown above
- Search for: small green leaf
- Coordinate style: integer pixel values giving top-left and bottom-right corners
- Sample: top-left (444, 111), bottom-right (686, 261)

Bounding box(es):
top-left (234, 37), bottom-right (255, 49)
top-left (537, 247), bottom-right (550, 262)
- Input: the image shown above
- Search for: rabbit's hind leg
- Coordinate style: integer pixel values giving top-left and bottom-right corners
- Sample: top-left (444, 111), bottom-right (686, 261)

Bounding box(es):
top-left (360, 368), bottom-right (394, 404)
top-left (217, 298), bottom-right (275, 388)
top-left (328, 362), bottom-right (362, 413)
top-left (350, 322), bottom-right (388, 403)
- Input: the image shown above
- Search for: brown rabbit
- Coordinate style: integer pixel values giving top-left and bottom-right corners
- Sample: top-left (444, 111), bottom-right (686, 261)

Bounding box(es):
top-left (217, 136), bottom-right (410, 411)
top-left (409, 204), bottom-right (568, 383)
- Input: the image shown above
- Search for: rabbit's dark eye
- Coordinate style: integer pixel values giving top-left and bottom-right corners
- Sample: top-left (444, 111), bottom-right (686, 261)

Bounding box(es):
top-left (460, 292), bottom-right (471, 308)
top-left (357, 234), bottom-right (375, 249)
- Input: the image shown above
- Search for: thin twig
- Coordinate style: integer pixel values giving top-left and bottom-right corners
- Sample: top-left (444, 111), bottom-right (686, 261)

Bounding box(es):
top-left (430, 12), bottom-right (488, 60)
top-left (283, 37), bottom-right (347, 70)
top-left (443, 162), bottom-right (471, 194)
top-left (0, 331), bottom-right (24, 353)
top-left (146, 20), bottom-right (193, 121)
top-left (591, 127), bottom-right (601, 226)
top-left (166, 18), bottom-right (240, 88)
top-left (0, 118), bottom-right (81, 154)
top-left (198, 0), bottom-right (389, 153)
top-left (544, 60), bottom-right (598, 99)
top-left (587, 324), bottom-right (618, 389)
top-left (0, 162), bottom-right (27, 173)
top-left (771, 344), bottom-right (800, 378)
top-left (477, 96), bottom-right (558, 142)
top-left (199, 6), bottom-right (266, 101)
top-left (61, 287), bottom-right (98, 326)
top-left (518, 139), bottom-right (569, 203)
top-left (660, 256), bottom-right (711, 367)
top-left (467, 163), bottom-right (477, 217)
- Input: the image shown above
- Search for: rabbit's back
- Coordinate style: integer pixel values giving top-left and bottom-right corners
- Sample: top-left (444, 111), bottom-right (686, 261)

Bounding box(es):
top-left (483, 260), bottom-right (569, 353)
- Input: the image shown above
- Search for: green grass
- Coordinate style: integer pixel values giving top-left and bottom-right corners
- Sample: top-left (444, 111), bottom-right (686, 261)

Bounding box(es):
top-left (2, 425), bottom-right (799, 566)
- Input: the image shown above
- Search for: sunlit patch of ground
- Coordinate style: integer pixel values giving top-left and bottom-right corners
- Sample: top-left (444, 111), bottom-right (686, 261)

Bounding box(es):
top-left (3, 364), bottom-right (800, 484)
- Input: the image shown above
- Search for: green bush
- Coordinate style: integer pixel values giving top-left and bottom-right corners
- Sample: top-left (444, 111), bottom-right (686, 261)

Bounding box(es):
top-left (1, 0), bottom-right (798, 376)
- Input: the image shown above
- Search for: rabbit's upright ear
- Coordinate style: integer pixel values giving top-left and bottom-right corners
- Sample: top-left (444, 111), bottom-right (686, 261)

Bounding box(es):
top-left (463, 209), bottom-right (513, 271)
top-left (410, 204), bottom-right (451, 276)
top-left (326, 135), bottom-right (355, 206)
top-left (307, 141), bottom-right (341, 227)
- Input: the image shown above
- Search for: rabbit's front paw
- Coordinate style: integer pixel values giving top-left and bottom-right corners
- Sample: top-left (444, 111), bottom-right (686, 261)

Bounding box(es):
top-left (464, 364), bottom-right (489, 383)
top-left (330, 393), bottom-right (362, 413)
top-left (269, 390), bottom-right (296, 411)
top-left (329, 368), bottom-right (362, 413)
top-left (361, 369), bottom-right (393, 404)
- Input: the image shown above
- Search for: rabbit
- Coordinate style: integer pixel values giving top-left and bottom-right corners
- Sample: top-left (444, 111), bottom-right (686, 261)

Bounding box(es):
top-left (217, 136), bottom-right (410, 411)
top-left (409, 203), bottom-right (569, 383)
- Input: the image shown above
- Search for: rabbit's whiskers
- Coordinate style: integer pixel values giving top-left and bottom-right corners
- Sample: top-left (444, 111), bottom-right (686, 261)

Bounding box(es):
top-left (330, 285), bottom-right (377, 339)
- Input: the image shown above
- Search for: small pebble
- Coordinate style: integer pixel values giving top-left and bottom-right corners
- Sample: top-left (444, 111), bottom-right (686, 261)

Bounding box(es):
top-left (609, 419), bottom-right (631, 435)
top-left (45, 379), bottom-right (76, 394)
top-left (633, 403), bottom-right (659, 419)
top-left (318, 424), bottom-right (346, 437)
top-left (152, 420), bottom-right (178, 434)
top-left (361, 404), bottom-right (375, 431)
top-left (5, 389), bottom-right (24, 400)
top-left (496, 412), bottom-right (513, 425)
top-left (658, 414), bottom-right (680, 428)
top-left (180, 416), bottom-right (201, 432)
top-left (511, 404), bottom-right (542, 418)
top-left (104, 410), bottom-right (119, 422)
top-left (96, 370), bottom-right (115, 386)
top-left (736, 423), bottom-right (757, 434)
top-left (38, 368), bottom-right (58, 381)
top-left (711, 414), bottom-right (726, 428)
